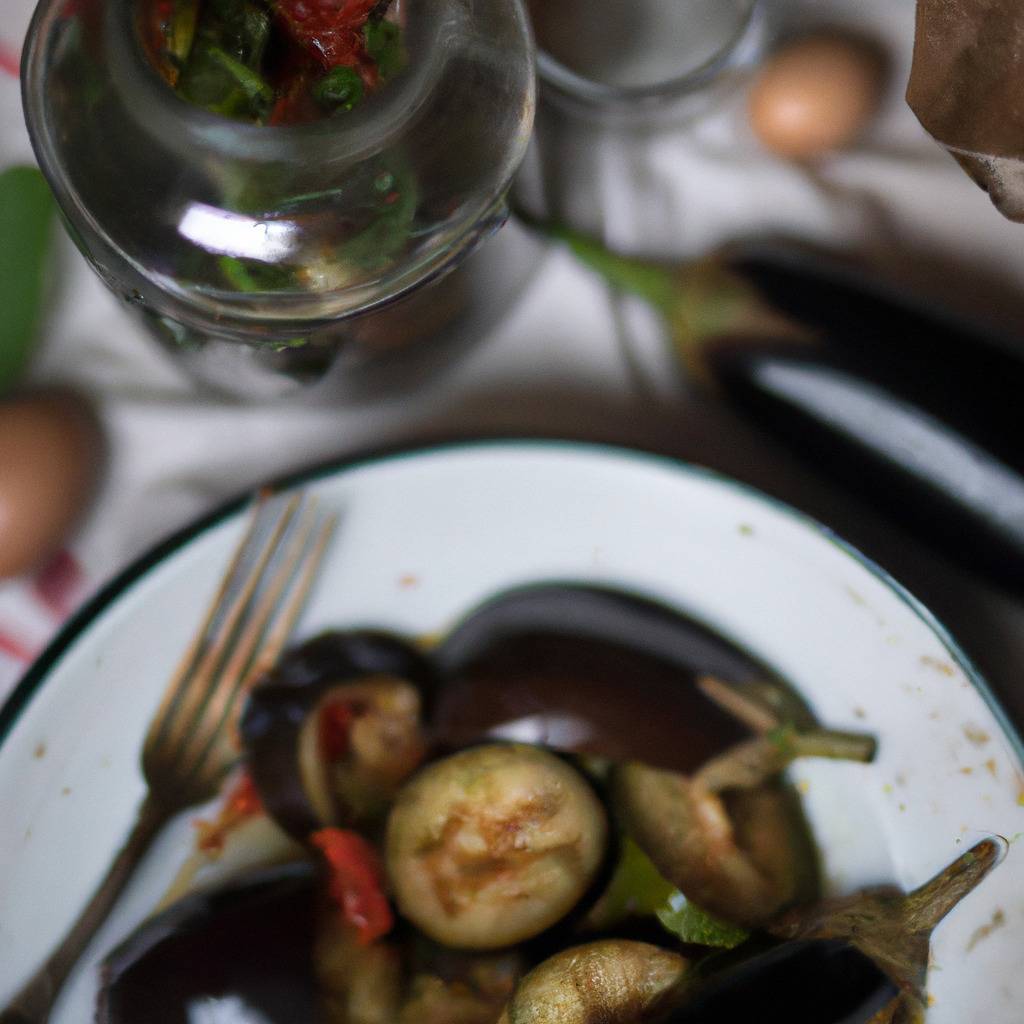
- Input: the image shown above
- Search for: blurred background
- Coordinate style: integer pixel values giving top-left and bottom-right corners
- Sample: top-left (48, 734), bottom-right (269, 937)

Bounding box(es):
top-left (2, 0), bottom-right (1024, 731)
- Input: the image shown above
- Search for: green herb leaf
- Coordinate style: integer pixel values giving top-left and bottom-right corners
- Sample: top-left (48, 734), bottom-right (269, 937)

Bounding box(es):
top-left (176, 0), bottom-right (272, 120)
top-left (337, 160), bottom-right (417, 269)
top-left (208, 46), bottom-right (274, 103)
top-left (0, 166), bottom-right (56, 392)
top-left (656, 890), bottom-right (750, 950)
top-left (218, 255), bottom-right (294, 292)
top-left (588, 836), bottom-right (677, 927)
top-left (364, 19), bottom-right (404, 80)
top-left (588, 837), bottom-right (750, 950)
top-left (313, 65), bottom-right (364, 111)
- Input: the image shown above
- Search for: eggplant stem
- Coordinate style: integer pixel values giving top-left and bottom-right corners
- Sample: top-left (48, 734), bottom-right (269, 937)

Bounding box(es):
top-left (768, 838), bottom-right (1006, 1008)
top-left (697, 675), bottom-right (780, 734)
top-left (791, 729), bottom-right (877, 763)
top-left (511, 210), bottom-right (679, 311)
top-left (696, 726), bottom-right (876, 792)
top-left (901, 837), bottom-right (1006, 934)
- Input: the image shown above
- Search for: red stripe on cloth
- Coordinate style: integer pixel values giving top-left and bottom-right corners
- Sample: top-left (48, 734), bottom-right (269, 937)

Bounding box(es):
top-left (0, 42), bottom-right (19, 79)
top-left (0, 630), bottom-right (35, 663)
top-left (33, 549), bottom-right (85, 621)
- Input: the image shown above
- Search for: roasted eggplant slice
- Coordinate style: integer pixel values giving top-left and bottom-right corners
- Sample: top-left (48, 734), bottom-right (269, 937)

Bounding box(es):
top-left (98, 863), bottom-right (321, 1024)
top-left (497, 940), bottom-right (691, 1024)
top-left (386, 743), bottom-right (609, 949)
top-left (432, 584), bottom-right (812, 773)
top-left (240, 630), bottom-right (436, 839)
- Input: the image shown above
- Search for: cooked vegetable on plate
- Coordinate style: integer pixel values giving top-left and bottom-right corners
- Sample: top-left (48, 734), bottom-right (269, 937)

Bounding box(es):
top-left (92, 583), bottom-right (1000, 1023)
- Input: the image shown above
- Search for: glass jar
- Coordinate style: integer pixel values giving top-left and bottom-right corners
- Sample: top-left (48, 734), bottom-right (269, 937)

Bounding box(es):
top-left (515, 0), bottom-right (763, 237)
top-left (22, 0), bottom-right (537, 399)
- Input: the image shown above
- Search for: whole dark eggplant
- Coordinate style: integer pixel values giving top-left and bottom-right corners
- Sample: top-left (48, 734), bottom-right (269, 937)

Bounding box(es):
top-left (546, 228), bottom-right (1024, 594)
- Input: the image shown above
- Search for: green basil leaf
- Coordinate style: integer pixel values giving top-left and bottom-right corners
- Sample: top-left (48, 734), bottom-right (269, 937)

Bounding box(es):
top-left (588, 836), bottom-right (677, 927)
top-left (0, 166), bottom-right (56, 392)
top-left (655, 891), bottom-right (750, 950)
top-left (588, 837), bottom-right (751, 950)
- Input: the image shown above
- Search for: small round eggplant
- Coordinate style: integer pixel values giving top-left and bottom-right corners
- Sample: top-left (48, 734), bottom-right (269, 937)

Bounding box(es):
top-left (497, 940), bottom-right (690, 1024)
top-left (612, 763), bottom-right (814, 928)
top-left (432, 584), bottom-right (809, 772)
top-left (386, 743), bottom-right (609, 949)
top-left (98, 863), bottom-right (321, 1023)
top-left (240, 630), bottom-right (436, 839)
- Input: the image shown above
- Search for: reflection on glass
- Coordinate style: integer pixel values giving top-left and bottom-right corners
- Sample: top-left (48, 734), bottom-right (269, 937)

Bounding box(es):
top-left (178, 203), bottom-right (300, 262)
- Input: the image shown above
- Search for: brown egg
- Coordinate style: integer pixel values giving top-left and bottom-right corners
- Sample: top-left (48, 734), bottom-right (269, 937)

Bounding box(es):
top-left (0, 391), bottom-right (103, 578)
top-left (748, 33), bottom-right (885, 160)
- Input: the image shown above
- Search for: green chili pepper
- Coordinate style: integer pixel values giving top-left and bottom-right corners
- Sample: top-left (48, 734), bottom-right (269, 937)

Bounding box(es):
top-left (313, 65), bottom-right (364, 111)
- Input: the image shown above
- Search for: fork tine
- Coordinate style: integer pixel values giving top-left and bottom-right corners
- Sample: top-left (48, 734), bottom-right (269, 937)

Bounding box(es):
top-left (175, 498), bottom-right (322, 775)
top-left (256, 512), bottom-right (338, 675)
top-left (189, 511), bottom-right (338, 788)
top-left (148, 493), bottom-right (303, 765)
top-left (141, 491), bottom-right (271, 767)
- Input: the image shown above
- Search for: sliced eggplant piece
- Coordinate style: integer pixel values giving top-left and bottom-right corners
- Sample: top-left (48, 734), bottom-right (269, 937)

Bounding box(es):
top-left (240, 630), bottom-right (436, 839)
top-left (385, 743), bottom-right (609, 950)
top-left (666, 939), bottom-right (898, 1024)
top-left (612, 762), bottom-right (799, 928)
top-left (399, 950), bottom-right (524, 1024)
top-left (98, 863), bottom-right (321, 1023)
top-left (432, 584), bottom-right (812, 773)
top-left (315, 910), bottom-right (404, 1024)
top-left (497, 940), bottom-right (690, 1024)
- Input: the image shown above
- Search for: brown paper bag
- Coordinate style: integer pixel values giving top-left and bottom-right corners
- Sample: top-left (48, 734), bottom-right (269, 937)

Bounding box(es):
top-left (908, 0), bottom-right (1024, 221)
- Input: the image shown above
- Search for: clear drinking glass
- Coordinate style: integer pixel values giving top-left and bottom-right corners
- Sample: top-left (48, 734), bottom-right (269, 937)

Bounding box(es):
top-left (529, 0), bottom-right (761, 119)
top-left (22, 0), bottom-right (536, 398)
top-left (515, 0), bottom-right (763, 235)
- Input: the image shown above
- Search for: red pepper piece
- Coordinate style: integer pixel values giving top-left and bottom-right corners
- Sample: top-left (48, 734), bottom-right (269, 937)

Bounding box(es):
top-left (194, 771), bottom-right (264, 853)
top-left (311, 827), bottom-right (394, 944)
top-left (318, 698), bottom-right (357, 763)
top-left (275, 0), bottom-right (377, 73)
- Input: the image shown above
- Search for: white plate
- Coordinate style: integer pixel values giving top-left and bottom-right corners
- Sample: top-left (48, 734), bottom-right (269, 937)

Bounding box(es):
top-left (1, 441), bottom-right (1022, 1021)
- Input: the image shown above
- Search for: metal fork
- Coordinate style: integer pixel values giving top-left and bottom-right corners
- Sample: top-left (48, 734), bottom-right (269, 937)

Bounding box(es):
top-left (1, 490), bottom-right (336, 1024)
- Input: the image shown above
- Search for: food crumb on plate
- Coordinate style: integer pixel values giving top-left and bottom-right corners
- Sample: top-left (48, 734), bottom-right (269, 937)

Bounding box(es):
top-left (963, 725), bottom-right (991, 746)
top-left (920, 655), bottom-right (955, 677)
top-left (966, 908), bottom-right (1006, 952)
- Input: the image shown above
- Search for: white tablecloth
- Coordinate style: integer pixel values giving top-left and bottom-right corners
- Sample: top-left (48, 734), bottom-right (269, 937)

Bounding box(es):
top-left (2, 0), bottom-right (1024, 723)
